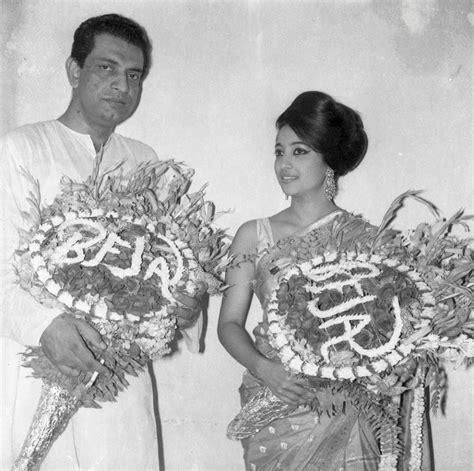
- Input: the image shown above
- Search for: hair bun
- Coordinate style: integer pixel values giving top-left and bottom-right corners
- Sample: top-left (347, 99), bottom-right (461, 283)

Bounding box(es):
top-left (276, 91), bottom-right (368, 177)
top-left (331, 102), bottom-right (368, 175)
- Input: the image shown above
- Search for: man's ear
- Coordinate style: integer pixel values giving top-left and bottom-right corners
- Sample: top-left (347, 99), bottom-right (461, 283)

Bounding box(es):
top-left (65, 57), bottom-right (81, 88)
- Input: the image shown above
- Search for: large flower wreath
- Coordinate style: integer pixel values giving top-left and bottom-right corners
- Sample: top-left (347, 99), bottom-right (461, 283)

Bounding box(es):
top-left (12, 152), bottom-right (231, 470)
top-left (227, 192), bottom-right (473, 471)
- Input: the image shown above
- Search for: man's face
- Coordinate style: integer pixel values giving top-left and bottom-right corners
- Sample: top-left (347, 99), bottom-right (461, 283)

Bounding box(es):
top-left (72, 33), bottom-right (145, 130)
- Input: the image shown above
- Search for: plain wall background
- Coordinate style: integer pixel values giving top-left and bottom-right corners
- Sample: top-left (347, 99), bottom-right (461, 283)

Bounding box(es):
top-left (1, 1), bottom-right (473, 470)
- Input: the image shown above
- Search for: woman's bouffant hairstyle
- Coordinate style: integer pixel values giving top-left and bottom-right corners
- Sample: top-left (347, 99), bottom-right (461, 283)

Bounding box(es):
top-left (71, 13), bottom-right (152, 80)
top-left (276, 91), bottom-right (368, 177)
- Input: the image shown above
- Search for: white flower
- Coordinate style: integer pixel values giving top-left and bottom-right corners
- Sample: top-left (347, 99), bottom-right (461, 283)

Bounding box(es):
top-left (288, 356), bottom-right (303, 372)
top-left (369, 254), bottom-right (382, 263)
top-left (415, 281), bottom-right (429, 291)
top-left (320, 366), bottom-right (335, 379)
top-left (90, 208), bottom-right (104, 217)
top-left (36, 267), bottom-right (51, 283)
top-left (268, 322), bottom-right (281, 334)
top-left (274, 333), bottom-right (288, 348)
top-left (64, 211), bottom-right (78, 221)
top-left (422, 293), bottom-right (436, 305)
top-left (29, 242), bottom-right (41, 252)
top-left (408, 271), bottom-right (421, 281)
top-left (384, 258), bottom-right (398, 267)
top-left (57, 291), bottom-right (74, 307)
top-left (372, 359), bottom-right (388, 373)
top-left (311, 255), bottom-right (324, 266)
top-left (385, 351), bottom-right (402, 366)
top-left (280, 345), bottom-right (295, 363)
top-left (356, 366), bottom-right (371, 377)
top-left (30, 254), bottom-right (44, 270)
top-left (338, 367), bottom-right (355, 379)
top-left (267, 310), bottom-right (280, 323)
top-left (45, 279), bottom-right (61, 296)
top-left (34, 233), bottom-right (46, 244)
top-left (302, 363), bottom-right (318, 376)
top-left (74, 299), bottom-right (91, 314)
top-left (93, 299), bottom-right (108, 319)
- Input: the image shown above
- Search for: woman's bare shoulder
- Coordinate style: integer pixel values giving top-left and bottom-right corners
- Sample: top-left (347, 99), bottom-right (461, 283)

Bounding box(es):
top-left (231, 219), bottom-right (258, 254)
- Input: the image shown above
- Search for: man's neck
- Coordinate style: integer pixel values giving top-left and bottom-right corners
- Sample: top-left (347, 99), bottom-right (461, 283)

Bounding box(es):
top-left (58, 109), bottom-right (115, 153)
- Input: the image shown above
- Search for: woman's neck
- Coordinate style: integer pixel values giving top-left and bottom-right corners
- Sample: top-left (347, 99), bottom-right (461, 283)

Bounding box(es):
top-left (287, 194), bottom-right (339, 228)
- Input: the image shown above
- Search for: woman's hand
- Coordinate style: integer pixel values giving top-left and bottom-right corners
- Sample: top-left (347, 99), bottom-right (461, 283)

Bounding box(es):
top-left (254, 357), bottom-right (313, 406)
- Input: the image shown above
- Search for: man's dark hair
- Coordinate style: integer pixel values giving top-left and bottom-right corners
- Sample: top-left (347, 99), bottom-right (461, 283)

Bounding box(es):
top-left (71, 13), bottom-right (152, 79)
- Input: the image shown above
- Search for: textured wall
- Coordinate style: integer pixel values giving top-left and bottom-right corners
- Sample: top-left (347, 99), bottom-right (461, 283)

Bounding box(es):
top-left (1, 1), bottom-right (473, 470)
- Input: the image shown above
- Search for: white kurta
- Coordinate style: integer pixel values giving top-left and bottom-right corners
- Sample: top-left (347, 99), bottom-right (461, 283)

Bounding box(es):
top-left (0, 120), bottom-right (161, 470)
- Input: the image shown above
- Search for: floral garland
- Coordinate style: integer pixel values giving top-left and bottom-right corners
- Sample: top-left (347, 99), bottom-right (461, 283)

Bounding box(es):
top-left (266, 251), bottom-right (436, 382)
top-left (228, 192), bottom-right (473, 471)
top-left (12, 153), bottom-right (231, 470)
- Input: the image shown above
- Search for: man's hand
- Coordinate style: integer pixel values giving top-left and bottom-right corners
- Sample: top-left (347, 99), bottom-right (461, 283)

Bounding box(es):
top-left (40, 313), bottom-right (110, 377)
top-left (170, 281), bottom-right (208, 329)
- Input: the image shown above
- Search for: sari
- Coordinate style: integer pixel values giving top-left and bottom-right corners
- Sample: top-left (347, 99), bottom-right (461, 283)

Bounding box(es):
top-left (239, 210), bottom-right (381, 471)
top-left (235, 210), bottom-right (433, 470)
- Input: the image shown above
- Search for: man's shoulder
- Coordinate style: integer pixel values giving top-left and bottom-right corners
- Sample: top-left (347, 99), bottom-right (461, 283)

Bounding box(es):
top-left (2, 120), bottom-right (58, 138)
top-left (1, 120), bottom-right (58, 147)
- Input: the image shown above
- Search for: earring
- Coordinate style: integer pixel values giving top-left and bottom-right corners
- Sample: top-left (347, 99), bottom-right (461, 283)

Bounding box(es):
top-left (324, 167), bottom-right (337, 201)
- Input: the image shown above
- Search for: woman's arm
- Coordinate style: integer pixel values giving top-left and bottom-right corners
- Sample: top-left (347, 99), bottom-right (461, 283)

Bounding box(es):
top-left (218, 220), bottom-right (312, 405)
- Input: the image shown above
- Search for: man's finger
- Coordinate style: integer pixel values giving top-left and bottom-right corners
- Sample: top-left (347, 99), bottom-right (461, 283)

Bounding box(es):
top-left (72, 347), bottom-right (109, 374)
top-left (195, 281), bottom-right (208, 297)
top-left (56, 363), bottom-right (81, 377)
top-left (173, 291), bottom-right (200, 310)
top-left (75, 318), bottom-right (106, 350)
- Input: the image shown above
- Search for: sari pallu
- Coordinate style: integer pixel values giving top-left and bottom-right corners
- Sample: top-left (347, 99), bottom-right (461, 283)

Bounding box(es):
top-left (232, 211), bottom-right (433, 470)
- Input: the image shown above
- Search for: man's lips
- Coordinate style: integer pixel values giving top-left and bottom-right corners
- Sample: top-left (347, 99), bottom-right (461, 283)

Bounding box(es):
top-left (103, 97), bottom-right (127, 107)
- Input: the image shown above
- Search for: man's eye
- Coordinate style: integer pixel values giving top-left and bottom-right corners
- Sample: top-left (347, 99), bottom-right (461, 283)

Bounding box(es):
top-left (128, 72), bottom-right (141, 81)
top-left (99, 64), bottom-right (112, 71)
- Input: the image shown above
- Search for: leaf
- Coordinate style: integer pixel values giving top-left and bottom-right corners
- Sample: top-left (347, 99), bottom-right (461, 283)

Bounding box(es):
top-left (372, 190), bottom-right (439, 251)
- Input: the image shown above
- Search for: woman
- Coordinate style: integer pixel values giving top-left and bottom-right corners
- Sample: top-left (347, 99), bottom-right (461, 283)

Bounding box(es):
top-left (218, 91), bottom-right (432, 470)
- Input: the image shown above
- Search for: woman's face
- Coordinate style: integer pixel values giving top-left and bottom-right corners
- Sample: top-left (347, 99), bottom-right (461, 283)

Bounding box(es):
top-left (274, 125), bottom-right (328, 199)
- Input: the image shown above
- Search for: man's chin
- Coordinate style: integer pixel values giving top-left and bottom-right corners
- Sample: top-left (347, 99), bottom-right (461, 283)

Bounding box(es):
top-left (99, 111), bottom-right (132, 128)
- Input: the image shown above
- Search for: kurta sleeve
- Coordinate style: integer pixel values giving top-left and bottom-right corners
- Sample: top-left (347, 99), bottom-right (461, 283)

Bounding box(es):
top-left (0, 134), bottom-right (61, 346)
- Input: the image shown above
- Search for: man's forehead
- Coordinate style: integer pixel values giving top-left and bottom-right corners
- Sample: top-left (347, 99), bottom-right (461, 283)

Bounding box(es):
top-left (88, 33), bottom-right (144, 68)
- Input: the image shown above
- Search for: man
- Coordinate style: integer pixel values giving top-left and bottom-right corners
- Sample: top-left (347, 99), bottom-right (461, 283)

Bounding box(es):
top-left (1, 14), bottom-right (202, 470)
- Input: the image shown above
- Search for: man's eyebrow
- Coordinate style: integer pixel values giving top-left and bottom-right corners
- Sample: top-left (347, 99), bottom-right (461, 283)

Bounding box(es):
top-left (94, 57), bottom-right (144, 72)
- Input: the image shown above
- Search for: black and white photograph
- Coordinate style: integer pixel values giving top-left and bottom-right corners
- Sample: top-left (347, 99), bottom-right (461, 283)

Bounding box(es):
top-left (1, 1), bottom-right (473, 470)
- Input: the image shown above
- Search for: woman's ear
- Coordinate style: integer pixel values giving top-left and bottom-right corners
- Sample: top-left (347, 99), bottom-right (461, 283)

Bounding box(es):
top-left (65, 57), bottom-right (81, 88)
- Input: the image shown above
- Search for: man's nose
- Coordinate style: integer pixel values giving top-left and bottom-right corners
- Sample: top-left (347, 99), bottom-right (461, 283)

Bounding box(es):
top-left (112, 72), bottom-right (129, 93)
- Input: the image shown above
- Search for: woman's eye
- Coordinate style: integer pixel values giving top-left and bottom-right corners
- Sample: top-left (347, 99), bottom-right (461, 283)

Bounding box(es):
top-left (294, 148), bottom-right (309, 155)
top-left (274, 149), bottom-right (283, 158)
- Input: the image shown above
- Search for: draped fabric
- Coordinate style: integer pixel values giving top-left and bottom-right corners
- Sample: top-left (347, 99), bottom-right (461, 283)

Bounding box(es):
top-left (240, 211), bottom-right (382, 471)
top-left (0, 121), bottom-right (160, 470)
top-left (237, 210), bottom-right (434, 470)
